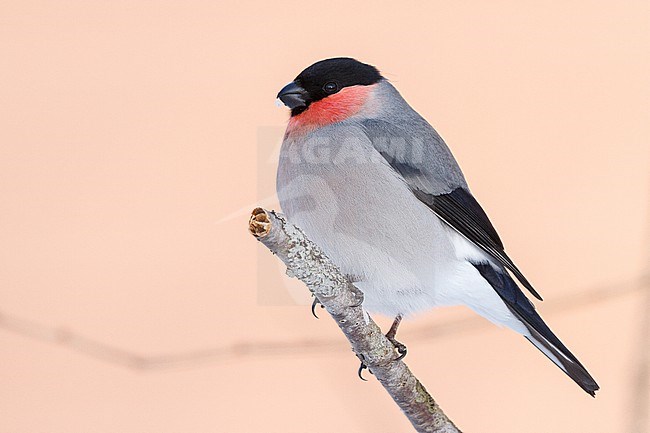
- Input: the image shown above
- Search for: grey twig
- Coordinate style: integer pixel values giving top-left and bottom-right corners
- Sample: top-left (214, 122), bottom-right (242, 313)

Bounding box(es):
top-left (249, 207), bottom-right (461, 433)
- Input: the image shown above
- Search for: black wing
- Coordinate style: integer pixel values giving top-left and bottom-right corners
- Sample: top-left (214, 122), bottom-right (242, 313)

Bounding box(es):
top-left (412, 187), bottom-right (543, 301)
top-left (360, 118), bottom-right (542, 300)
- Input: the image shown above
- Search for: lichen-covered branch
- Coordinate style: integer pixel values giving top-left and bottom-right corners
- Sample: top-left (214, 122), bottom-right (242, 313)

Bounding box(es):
top-left (249, 207), bottom-right (461, 433)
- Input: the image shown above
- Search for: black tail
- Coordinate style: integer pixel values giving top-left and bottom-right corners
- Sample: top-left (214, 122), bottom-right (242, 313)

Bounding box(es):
top-left (473, 263), bottom-right (600, 396)
top-left (522, 323), bottom-right (599, 396)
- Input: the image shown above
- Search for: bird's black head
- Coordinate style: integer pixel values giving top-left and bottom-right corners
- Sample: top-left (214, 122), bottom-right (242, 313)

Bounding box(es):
top-left (277, 58), bottom-right (382, 116)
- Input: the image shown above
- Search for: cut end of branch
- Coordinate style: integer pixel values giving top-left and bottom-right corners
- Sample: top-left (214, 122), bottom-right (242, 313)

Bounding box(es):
top-left (246, 206), bottom-right (460, 432)
top-left (249, 207), bottom-right (272, 237)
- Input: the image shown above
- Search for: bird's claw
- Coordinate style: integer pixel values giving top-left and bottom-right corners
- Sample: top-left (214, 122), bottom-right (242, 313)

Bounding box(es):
top-left (311, 297), bottom-right (324, 319)
top-left (356, 353), bottom-right (372, 381)
top-left (357, 362), bottom-right (368, 381)
top-left (349, 296), bottom-right (364, 308)
top-left (390, 339), bottom-right (408, 361)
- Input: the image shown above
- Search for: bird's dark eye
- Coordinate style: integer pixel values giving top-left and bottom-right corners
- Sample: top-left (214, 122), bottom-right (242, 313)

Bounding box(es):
top-left (323, 82), bottom-right (339, 94)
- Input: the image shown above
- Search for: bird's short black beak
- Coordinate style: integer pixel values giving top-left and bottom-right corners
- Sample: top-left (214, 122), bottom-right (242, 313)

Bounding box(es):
top-left (277, 81), bottom-right (309, 110)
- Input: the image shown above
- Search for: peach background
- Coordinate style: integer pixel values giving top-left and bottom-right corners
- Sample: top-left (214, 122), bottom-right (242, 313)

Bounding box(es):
top-left (1, 1), bottom-right (648, 432)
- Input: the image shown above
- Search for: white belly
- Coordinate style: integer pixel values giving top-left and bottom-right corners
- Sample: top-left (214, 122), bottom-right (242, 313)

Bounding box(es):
top-left (277, 135), bottom-right (525, 332)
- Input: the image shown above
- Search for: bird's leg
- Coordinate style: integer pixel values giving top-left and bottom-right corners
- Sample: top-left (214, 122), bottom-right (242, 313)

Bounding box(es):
top-left (385, 314), bottom-right (407, 360)
top-left (357, 315), bottom-right (406, 379)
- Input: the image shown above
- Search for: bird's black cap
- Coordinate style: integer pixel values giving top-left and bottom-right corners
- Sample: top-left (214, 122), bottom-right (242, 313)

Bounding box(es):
top-left (278, 57), bottom-right (382, 115)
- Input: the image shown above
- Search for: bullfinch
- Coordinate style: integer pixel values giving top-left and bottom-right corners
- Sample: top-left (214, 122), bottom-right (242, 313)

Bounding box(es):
top-left (276, 57), bottom-right (599, 396)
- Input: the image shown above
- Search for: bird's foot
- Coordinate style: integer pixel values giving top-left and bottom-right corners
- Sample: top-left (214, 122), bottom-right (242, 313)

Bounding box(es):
top-left (386, 336), bottom-right (407, 361)
top-left (344, 274), bottom-right (365, 308)
top-left (386, 314), bottom-right (407, 361)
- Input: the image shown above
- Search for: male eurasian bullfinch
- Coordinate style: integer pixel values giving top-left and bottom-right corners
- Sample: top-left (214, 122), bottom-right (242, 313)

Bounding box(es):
top-left (275, 57), bottom-right (599, 396)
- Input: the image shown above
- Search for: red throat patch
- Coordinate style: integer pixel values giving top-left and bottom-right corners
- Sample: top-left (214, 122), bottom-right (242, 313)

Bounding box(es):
top-left (286, 84), bottom-right (375, 135)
